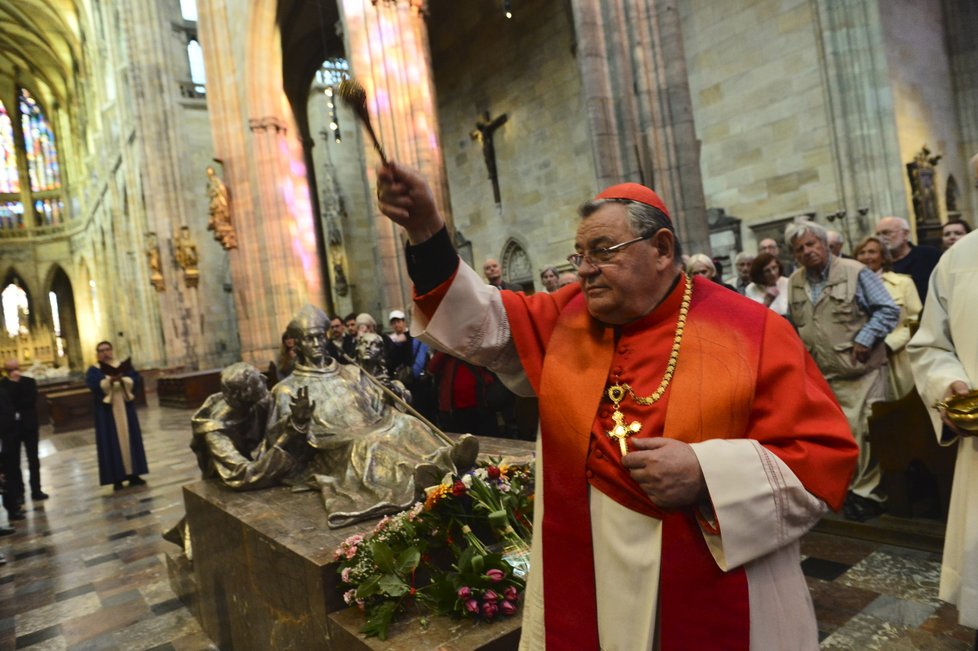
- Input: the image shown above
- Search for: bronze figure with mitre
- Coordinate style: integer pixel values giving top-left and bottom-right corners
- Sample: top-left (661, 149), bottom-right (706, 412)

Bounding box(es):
top-left (268, 305), bottom-right (477, 527)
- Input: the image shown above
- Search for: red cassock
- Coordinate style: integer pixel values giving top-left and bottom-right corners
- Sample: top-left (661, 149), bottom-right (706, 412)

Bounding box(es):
top-left (418, 272), bottom-right (857, 649)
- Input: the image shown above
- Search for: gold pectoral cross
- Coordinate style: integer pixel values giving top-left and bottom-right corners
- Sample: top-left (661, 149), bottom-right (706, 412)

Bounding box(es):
top-left (606, 384), bottom-right (641, 457)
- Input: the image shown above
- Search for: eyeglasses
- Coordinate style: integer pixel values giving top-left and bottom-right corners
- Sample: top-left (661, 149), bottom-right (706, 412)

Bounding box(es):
top-left (567, 234), bottom-right (652, 270)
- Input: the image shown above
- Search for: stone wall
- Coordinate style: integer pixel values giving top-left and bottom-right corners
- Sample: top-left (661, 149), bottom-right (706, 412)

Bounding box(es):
top-left (428, 0), bottom-right (595, 287)
top-left (880, 0), bottom-right (969, 227)
top-left (680, 0), bottom-right (840, 244)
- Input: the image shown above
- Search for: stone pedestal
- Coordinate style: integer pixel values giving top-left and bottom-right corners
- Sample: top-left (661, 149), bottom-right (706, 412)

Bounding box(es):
top-left (169, 435), bottom-right (534, 650)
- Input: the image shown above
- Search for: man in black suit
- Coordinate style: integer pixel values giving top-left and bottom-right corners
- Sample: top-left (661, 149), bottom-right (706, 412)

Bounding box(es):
top-left (0, 382), bottom-right (17, 535)
top-left (1, 360), bottom-right (46, 521)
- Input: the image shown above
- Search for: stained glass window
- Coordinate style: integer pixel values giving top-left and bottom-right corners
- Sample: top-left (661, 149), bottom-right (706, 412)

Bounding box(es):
top-left (34, 198), bottom-right (64, 226)
top-left (0, 201), bottom-right (24, 230)
top-left (188, 40), bottom-right (206, 94)
top-left (18, 89), bottom-right (62, 193)
top-left (0, 100), bottom-right (18, 193)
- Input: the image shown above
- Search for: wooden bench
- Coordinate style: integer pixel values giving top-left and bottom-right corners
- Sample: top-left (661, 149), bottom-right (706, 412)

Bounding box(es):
top-left (48, 387), bottom-right (96, 433)
top-left (869, 388), bottom-right (957, 520)
top-left (157, 369), bottom-right (223, 409)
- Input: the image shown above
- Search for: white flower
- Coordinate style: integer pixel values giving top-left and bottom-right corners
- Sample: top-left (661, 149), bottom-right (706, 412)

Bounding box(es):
top-left (343, 589), bottom-right (356, 605)
top-left (461, 474), bottom-right (473, 488)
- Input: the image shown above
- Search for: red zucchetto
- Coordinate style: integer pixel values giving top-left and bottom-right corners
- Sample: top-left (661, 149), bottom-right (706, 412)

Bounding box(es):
top-left (594, 183), bottom-right (671, 220)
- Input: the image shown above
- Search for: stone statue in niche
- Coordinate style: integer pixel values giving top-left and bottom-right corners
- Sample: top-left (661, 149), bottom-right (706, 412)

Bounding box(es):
top-left (206, 165), bottom-right (237, 250)
top-left (145, 232), bottom-right (165, 292)
top-left (906, 146), bottom-right (942, 227)
top-left (173, 225), bottom-right (200, 288)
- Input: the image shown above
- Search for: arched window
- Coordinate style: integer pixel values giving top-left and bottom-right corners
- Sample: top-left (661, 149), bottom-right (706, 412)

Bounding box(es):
top-left (0, 88), bottom-right (66, 231)
top-left (501, 239), bottom-right (535, 292)
top-left (19, 89), bottom-right (61, 192)
top-left (0, 100), bottom-right (19, 193)
top-left (1, 282), bottom-right (29, 338)
top-left (180, 0), bottom-right (198, 22)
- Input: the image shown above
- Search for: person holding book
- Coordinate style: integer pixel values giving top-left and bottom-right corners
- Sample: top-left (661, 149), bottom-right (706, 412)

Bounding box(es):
top-left (85, 341), bottom-right (149, 490)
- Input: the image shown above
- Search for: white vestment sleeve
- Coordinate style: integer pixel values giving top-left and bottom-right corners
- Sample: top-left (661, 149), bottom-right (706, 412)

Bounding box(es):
top-left (908, 259), bottom-right (975, 442)
top-left (691, 438), bottom-right (827, 570)
top-left (410, 261), bottom-right (534, 397)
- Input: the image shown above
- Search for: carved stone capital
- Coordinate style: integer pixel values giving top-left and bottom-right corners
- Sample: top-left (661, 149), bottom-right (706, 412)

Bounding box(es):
top-left (248, 116), bottom-right (288, 135)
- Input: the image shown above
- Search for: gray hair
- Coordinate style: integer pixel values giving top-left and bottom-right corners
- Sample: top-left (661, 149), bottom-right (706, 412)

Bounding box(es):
top-left (734, 251), bottom-right (755, 264)
top-left (785, 221), bottom-right (828, 248)
top-left (578, 198), bottom-right (683, 261)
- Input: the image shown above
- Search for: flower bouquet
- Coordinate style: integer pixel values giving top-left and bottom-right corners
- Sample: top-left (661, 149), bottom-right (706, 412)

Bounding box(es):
top-left (334, 458), bottom-right (534, 640)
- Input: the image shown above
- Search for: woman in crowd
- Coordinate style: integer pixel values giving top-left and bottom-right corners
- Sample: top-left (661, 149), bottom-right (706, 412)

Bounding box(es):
top-left (854, 236), bottom-right (922, 400)
top-left (942, 218), bottom-right (971, 251)
top-left (685, 253), bottom-right (736, 291)
top-left (539, 266), bottom-right (560, 293)
top-left (744, 252), bottom-right (789, 317)
top-left (275, 331), bottom-right (297, 380)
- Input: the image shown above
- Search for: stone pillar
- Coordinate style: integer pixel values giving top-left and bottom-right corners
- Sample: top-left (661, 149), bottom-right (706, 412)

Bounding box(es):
top-left (570, 0), bottom-right (710, 255)
top-left (810, 0), bottom-right (906, 229)
top-left (339, 0), bottom-right (452, 314)
top-left (198, 0), bottom-right (324, 365)
top-left (944, 0), bottom-right (978, 217)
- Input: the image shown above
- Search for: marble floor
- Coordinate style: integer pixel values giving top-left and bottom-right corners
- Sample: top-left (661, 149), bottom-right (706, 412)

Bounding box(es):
top-left (0, 395), bottom-right (974, 650)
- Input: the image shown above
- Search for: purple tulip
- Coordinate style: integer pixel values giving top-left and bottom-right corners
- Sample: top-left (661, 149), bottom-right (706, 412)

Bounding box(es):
top-left (457, 586), bottom-right (472, 599)
top-left (504, 586), bottom-right (518, 601)
top-left (464, 599), bottom-right (479, 614)
top-left (483, 589), bottom-right (499, 602)
top-left (482, 601), bottom-right (499, 619)
top-left (485, 569), bottom-right (505, 583)
top-left (500, 600), bottom-right (516, 616)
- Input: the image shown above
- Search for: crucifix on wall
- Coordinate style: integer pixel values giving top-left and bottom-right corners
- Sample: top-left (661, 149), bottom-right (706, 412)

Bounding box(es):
top-left (471, 111), bottom-right (508, 205)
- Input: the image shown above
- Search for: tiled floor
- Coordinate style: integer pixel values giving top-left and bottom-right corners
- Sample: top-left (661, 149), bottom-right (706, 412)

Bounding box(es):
top-left (0, 395), bottom-right (974, 650)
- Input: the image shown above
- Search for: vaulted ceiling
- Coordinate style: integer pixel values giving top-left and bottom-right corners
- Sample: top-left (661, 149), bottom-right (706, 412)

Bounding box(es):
top-left (0, 0), bottom-right (87, 106)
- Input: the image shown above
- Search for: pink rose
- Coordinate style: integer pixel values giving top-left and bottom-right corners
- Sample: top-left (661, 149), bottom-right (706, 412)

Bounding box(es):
top-left (457, 586), bottom-right (472, 599)
top-left (485, 569), bottom-right (505, 583)
top-left (464, 599), bottom-right (479, 614)
top-left (343, 589), bottom-right (356, 605)
top-left (504, 586), bottom-right (518, 601)
top-left (340, 567), bottom-right (352, 583)
top-left (482, 601), bottom-right (499, 619)
top-left (500, 600), bottom-right (516, 616)
top-left (483, 589), bottom-right (499, 602)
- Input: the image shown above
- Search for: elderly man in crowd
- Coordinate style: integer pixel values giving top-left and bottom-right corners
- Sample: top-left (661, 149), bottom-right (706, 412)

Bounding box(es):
top-left (787, 221), bottom-right (899, 522)
top-left (875, 216), bottom-right (941, 302)
top-left (733, 251), bottom-right (754, 295)
top-left (908, 229), bottom-right (978, 644)
top-left (483, 257), bottom-right (512, 290)
top-left (759, 236), bottom-right (795, 276)
top-left (377, 161), bottom-right (857, 650)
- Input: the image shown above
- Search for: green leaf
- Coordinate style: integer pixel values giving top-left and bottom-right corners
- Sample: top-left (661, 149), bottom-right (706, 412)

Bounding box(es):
top-left (372, 540), bottom-right (396, 574)
top-left (361, 601), bottom-right (399, 640)
top-left (356, 574), bottom-right (381, 599)
top-left (378, 574), bottom-right (409, 597)
top-left (457, 545), bottom-right (474, 573)
top-left (396, 547), bottom-right (421, 574)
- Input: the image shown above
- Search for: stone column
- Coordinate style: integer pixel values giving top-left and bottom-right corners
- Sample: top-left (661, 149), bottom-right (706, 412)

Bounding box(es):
top-left (810, 0), bottom-right (906, 229)
top-left (198, 0), bottom-right (324, 365)
top-left (339, 0), bottom-right (451, 314)
top-left (570, 0), bottom-right (710, 255)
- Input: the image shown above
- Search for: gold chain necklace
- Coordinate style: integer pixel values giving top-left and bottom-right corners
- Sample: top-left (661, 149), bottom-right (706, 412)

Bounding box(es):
top-left (605, 274), bottom-right (693, 456)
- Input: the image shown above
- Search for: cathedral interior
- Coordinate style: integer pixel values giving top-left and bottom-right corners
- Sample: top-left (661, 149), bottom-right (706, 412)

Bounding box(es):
top-left (1, 0), bottom-right (978, 648)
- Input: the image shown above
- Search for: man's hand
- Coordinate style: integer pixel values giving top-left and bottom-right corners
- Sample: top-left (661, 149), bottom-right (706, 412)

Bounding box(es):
top-left (851, 343), bottom-right (872, 364)
top-left (940, 380), bottom-right (972, 437)
top-left (622, 438), bottom-right (707, 509)
top-left (289, 387), bottom-right (315, 429)
top-left (376, 162), bottom-right (445, 244)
